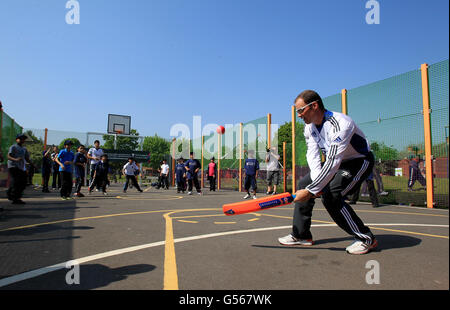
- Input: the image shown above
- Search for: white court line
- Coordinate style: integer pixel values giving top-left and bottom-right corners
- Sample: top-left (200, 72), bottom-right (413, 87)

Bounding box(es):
top-left (0, 223), bottom-right (448, 288)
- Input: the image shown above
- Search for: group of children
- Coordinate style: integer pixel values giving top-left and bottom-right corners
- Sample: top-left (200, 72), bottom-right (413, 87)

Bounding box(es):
top-left (170, 150), bottom-right (265, 200)
top-left (40, 140), bottom-right (143, 200)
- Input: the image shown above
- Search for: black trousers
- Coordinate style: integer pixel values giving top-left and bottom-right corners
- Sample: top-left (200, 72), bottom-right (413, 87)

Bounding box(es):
top-left (408, 167), bottom-right (426, 188)
top-left (60, 171), bottom-right (73, 198)
top-left (42, 169), bottom-right (51, 191)
top-left (7, 168), bottom-right (27, 201)
top-left (52, 166), bottom-right (61, 189)
top-left (292, 152), bottom-right (375, 245)
top-left (89, 176), bottom-right (107, 192)
top-left (176, 178), bottom-right (186, 192)
top-left (75, 175), bottom-right (85, 193)
top-left (188, 176), bottom-right (201, 192)
top-left (124, 175), bottom-right (142, 192)
top-left (160, 174), bottom-right (169, 189)
top-left (208, 175), bottom-right (216, 191)
top-left (350, 179), bottom-right (379, 206)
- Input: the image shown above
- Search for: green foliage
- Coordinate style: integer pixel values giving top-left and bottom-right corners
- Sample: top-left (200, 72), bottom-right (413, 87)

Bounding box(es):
top-left (274, 121), bottom-right (306, 169)
top-left (142, 135), bottom-right (171, 169)
top-left (370, 141), bottom-right (399, 161)
top-left (103, 129), bottom-right (140, 151)
top-left (58, 138), bottom-right (82, 150)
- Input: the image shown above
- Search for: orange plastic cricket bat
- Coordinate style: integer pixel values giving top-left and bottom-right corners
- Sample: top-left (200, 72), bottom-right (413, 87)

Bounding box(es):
top-left (223, 192), bottom-right (295, 216)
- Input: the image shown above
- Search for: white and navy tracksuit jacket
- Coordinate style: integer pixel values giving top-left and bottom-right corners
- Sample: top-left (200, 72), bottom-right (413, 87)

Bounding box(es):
top-left (292, 110), bottom-right (375, 244)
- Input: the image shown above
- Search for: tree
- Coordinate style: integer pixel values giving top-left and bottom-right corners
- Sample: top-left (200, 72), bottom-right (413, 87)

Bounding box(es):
top-left (58, 138), bottom-right (82, 150)
top-left (23, 130), bottom-right (44, 171)
top-left (142, 135), bottom-right (171, 169)
top-left (274, 121), bottom-right (306, 169)
top-left (370, 142), bottom-right (399, 161)
top-left (103, 129), bottom-right (140, 151)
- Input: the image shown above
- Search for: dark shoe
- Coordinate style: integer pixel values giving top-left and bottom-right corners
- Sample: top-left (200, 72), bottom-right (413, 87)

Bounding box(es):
top-left (372, 204), bottom-right (380, 208)
top-left (12, 200), bottom-right (26, 205)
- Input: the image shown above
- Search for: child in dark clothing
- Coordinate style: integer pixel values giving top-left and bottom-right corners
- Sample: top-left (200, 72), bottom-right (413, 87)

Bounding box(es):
top-left (88, 154), bottom-right (109, 195)
top-left (73, 145), bottom-right (87, 197)
top-left (175, 157), bottom-right (187, 193)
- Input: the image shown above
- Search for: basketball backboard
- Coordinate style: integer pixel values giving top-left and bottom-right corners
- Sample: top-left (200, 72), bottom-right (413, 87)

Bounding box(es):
top-left (107, 114), bottom-right (131, 135)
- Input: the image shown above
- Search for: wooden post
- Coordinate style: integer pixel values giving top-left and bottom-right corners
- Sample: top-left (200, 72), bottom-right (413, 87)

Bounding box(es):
top-left (172, 138), bottom-right (176, 187)
top-left (341, 89), bottom-right (348, 115)
top-left (44, 128), bottom-right (48, 151)
top-left (239, 123), bottom-right (243, 192)
top-left (217, 133), bottom-right (221, 191)
top-left (201, 135), bottom-right (204, 189)
top-left (283, 141), bottom-right (286, 193)
top-left (420, 63), bottom-right (435, 208)
top-left (267, 113), bottom-right (271, 149)
top-left (291, 105), bottom-right (296, 194)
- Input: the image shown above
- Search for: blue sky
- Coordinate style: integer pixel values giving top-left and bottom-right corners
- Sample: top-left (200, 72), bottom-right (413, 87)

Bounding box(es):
top-left (0, 0), bottom-right (448, 140)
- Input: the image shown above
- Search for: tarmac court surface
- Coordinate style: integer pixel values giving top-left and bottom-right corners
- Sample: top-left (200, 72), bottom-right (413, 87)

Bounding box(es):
top-left (0, 184), bottom-right (448, 290)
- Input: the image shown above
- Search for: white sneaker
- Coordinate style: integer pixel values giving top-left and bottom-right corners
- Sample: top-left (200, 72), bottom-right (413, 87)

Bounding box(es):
top-left (197, 192), bottom-right (202, 196)
top-left (278, 234), bottom-right (313, 246)
top-left (361, 193), bottom-right (369, 197)
top-left (379, 191), bottom-right (389, 196)
top-left (188, 192), bottom-right (192, 195)
top-left (103, 192), bottom-right (108, 196)
top-left (346, 239), bottom-right (378, 255)
top-left (252, 195), bottom-right (257, 200)
top-left (243, 194), bottom-right (250, 199)
top-left (95, 189), bottom-right (99, 192)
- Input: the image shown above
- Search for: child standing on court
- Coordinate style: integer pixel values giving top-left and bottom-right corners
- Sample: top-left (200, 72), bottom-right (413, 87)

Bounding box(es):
top-left (243, 150), bottom-right (259, 199)
top-left (122, 157), bottom-right (143, 193)
top-left (207, 157), bottom-right (217, 191)
top-left (73, 145), bottom-right (87, 197)
top-left (88, 154), bottom-right (110, 195)
top-left (175, 157), bottom-right (186, 193)
top-left (55, 140), bottom-right (75, 200)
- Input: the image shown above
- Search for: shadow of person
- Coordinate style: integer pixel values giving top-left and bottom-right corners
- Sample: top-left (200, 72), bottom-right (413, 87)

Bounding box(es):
top-left (69, 264), bottom-right (156, 290)
top-left (252, 234), bottom-right (421, 253)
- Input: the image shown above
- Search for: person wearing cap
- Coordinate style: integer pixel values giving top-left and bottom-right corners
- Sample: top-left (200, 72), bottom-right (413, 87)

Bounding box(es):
top-left (41, 147), bottom-right (53, 193)
top-left (7, 134), bottom-right (31, 204)
top-left (55, 140), bottom-right (75, 200)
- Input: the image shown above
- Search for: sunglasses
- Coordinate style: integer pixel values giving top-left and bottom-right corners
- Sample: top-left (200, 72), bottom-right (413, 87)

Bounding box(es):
top-left (296, 101), bottom-right (317, 114)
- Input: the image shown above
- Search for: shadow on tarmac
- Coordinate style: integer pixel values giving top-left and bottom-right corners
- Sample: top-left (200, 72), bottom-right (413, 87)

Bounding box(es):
top-left (2, 264), bottom-right (157, 290)
top-left (252, 234), bottom-right (422, 252)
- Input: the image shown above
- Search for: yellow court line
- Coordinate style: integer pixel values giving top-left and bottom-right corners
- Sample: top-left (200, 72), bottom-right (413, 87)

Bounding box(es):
top-left (0, 210), bottom-right (170, 232)
top-left (248, 218), bottom-right (260, 222)
top-left (368, 226), bottom-right (449, 239)
top-left (177, 220), bottom-right (199, 224)
top-left (274, 207), bottom-right (449, 218)
top-left (214, 222), bottom-right (237, 224)
top-left (163, 212), bottom-right (178, 290)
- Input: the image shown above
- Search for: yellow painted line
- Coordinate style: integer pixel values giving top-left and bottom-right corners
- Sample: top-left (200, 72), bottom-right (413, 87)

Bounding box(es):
top-left (0, 210), bottom-right (169, 232)
top-left (172, 213), bottom-right (223, 220)
top-left (368, 226), bottom-right (449, 239)
top-left (248, 218), bottom-right (260, 222)
top-left (214, 222), bottom-right (237, 224)
top-left (177, 220), bottom-right (199, 224)
top-left (163, 212), bottom-right (178, 290)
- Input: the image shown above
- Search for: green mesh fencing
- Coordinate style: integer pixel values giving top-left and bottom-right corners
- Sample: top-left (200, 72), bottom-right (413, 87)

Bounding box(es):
top-left (1, 112), bottom-right (23, 164)
top-left (428, 59), bottom-right (449, 208)
top-left (347, 68), bottom-right (427, 206)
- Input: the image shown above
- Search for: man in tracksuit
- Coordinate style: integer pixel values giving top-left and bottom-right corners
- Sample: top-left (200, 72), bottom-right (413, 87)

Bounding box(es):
top-left (185, 152), bottom-right (202, 195)
top-left (243, 150), bottom-right (259, 200)
top-left (278, 90), bottom-right (378, 255)
top-left (407, 156), bottom-right (426, 191)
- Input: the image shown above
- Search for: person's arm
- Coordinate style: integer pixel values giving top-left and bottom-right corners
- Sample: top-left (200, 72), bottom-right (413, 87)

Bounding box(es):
top-left (7, 153), bottom-right (22, 162)
top-left (301, 120), bottom-right (356, 199)
top-left (55, 152), bottom-right (65, 170)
